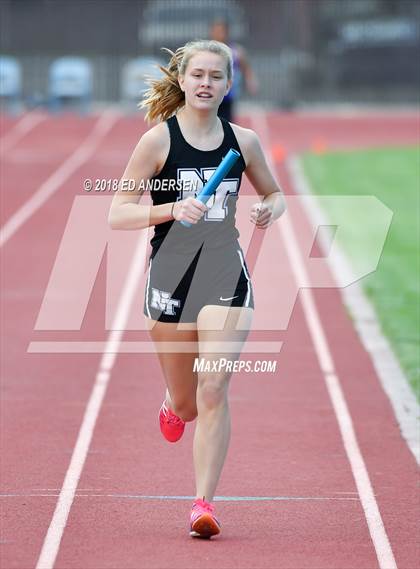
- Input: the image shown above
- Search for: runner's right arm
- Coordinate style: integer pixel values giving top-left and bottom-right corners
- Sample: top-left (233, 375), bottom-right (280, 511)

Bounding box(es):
top-left (108, 125), bottom-right (206, 230)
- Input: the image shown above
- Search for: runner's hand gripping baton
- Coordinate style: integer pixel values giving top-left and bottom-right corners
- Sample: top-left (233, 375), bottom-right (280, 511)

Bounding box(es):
top-left (180, 148), bottom-right (240, 228)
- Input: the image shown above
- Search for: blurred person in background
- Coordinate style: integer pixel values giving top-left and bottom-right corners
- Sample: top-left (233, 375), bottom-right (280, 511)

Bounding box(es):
top-left (209, 19), bottom-right (259, 122)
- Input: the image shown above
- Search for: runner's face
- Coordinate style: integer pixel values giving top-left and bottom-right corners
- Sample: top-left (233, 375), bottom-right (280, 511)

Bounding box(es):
top-left (179, 52), bottom-right (231, 111)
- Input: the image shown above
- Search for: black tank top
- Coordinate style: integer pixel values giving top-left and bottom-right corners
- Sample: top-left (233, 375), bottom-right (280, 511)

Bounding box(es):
top-left (149, 114), bottom-right (246, 253)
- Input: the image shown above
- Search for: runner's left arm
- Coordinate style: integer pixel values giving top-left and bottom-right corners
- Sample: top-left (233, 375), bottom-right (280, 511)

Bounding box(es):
top-left (244, 131), bottom-right (286, 229)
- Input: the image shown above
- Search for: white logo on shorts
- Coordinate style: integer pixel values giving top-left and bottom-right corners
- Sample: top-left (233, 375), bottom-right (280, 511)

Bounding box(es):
top-left (151, 288), bottom-right (181, 315)
top-left (219, 295), bottom-right (239, 301)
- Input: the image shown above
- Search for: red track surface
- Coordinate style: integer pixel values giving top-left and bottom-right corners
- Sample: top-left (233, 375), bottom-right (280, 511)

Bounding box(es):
top-left (1, 110), bottom-right (419, 569)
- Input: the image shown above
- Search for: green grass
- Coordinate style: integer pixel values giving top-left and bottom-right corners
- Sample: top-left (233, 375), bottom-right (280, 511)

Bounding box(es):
top-left (302, 146), bottom-right (420, 400)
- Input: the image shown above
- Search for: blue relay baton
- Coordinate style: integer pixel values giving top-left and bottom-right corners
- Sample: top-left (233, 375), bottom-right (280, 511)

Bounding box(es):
top-left (180, 148), bottom-right (241, 228)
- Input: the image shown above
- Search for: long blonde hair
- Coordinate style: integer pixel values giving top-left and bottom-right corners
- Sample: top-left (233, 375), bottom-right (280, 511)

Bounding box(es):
top-left (140, 40), bottom-right (233, 123)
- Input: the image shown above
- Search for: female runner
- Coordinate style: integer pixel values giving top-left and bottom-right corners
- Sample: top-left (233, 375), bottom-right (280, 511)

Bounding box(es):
top-left (108, 39), bottom-right (286, 539)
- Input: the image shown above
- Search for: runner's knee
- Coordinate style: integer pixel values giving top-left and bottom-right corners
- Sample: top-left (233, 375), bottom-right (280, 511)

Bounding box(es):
top-left (197, 375), bottom-right (229, 411)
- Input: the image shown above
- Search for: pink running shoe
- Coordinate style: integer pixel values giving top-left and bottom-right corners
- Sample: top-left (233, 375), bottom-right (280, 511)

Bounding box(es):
top-left (190, 497), bottom-right (221, 538)
top-left (158, 401), bottom-right (185, 443)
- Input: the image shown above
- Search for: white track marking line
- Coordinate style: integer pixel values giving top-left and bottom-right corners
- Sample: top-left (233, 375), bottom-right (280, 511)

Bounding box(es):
top-left (0, 110), bottom-right (120, 248)
top-left (250, 109), bottom-right (397, 569)
top-left (1, 493), bottom-right (359, 501)
top-left (35, 231), bottom-right (147, 569)
top-left (289, 155), bottom-right (420, 464)
top-left (0, 111), bottom-right (46, 156)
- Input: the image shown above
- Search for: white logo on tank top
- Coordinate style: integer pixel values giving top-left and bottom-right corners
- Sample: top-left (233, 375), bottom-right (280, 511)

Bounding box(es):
top-left (177, 167), bottom-right (239, 221)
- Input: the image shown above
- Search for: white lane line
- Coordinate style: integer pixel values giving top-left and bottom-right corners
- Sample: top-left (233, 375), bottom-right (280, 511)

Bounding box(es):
top-left (35, 231), bottom-right (147, 569)
top-left (250, 109), bottom-right (397, 569)
top-left (0, 110), bottom-right (120, 248)
top-left (289, 155), bottom-right (419, 464)
top-left (0, 111), bottom-right (47, 156)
